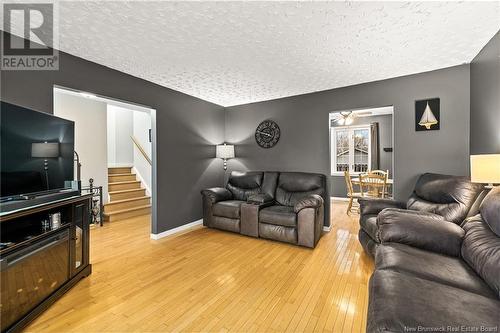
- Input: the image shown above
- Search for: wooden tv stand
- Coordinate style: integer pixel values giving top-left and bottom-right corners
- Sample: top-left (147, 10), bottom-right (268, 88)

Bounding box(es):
top-left (0, 195), bottom-right (92, 333)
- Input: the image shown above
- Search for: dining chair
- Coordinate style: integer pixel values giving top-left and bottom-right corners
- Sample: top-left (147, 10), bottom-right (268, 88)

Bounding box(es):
top-left (360, 172), bottom-right (388, 198)
top-left (367, 170), bottom-right (391, 197)
top-left (369, 170), bottom-right (388, 178)
top-left (344, 170), bottom-right (364, 214)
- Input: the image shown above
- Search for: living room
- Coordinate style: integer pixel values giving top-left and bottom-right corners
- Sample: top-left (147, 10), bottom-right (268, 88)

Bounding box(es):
top-left (0, 2), bottom-right (499, 332)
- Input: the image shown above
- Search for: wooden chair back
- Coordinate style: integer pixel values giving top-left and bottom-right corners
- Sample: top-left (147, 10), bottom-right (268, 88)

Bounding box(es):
top-left (369, 170), bottom-right (388, 178)
top-left (344, 170), bottom-right (354, 196)
top-left (360, 172), bottom-right (387, 198)
top-left (369, 170), bottom-right (391, 197)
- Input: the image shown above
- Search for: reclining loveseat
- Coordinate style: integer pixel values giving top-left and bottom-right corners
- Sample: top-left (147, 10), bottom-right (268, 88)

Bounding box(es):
top-left (201, 171), bottom-right (327, 248)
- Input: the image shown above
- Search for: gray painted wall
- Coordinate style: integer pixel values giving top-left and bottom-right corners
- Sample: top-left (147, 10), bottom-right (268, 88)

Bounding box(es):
top-left (330, 114), bottom-right (393, 197)
top-left (3, 30), bottom-right (483, 232)
top-left (1, 32), bottom-right (225, 234)
top-left (225, 65), bottom-right (471, 202)
top-left (470, 31), bottom-right (500, 154)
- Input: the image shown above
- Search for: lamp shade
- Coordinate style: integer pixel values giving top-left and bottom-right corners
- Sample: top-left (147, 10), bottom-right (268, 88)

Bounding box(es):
top-left (216, 144), bottom-right (235, 159)
top-left (32, 142), bottom-right (60, 158)
top-left (470, 154), bottom-right (500, 184)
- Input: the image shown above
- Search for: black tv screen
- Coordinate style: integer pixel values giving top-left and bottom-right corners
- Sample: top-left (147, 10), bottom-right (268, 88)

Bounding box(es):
top-left (1, 102), bottom-right (75, 199)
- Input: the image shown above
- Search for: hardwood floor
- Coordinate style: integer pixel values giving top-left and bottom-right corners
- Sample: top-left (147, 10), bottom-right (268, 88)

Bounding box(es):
top-left (26, 200), bottom-right (374, 332)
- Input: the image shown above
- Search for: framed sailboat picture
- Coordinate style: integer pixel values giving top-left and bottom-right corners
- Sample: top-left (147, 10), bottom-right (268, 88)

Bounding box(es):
top-left (415, 98), bottom-right (440, 131)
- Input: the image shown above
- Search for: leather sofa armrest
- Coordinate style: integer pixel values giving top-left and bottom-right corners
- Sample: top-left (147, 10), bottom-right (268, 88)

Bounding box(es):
top-left (200, 187), bottom-right (232, 203)
top-left (377, 208), bottom-right (465, 257)
top-left (247, 193), bottom-right (274, 205)
top-left (294, 194), bottom-right (324, 213)
top-left (359, 198), bottom-right (406, 216)
top-left (297, 195), bottom-right (325, 248)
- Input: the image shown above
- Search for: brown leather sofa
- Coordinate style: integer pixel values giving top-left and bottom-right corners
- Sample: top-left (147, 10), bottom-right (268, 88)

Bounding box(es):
top-left (367, 186), bottom-right (500, 332)
top-left (358, 173), bottom-right (483, 257)
top-left (201, 171), bottom-right (327, 248)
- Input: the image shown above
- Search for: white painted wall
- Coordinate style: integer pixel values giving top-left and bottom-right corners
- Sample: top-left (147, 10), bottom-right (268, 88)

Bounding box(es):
top-left (106, 109), bottom-right (116, 166)
top-left (107, 104), bottom-right (152, 193)
top-left (133, 111), bottom-right (152, 194)
top-left (54, 92), bottom-right (109, 203)
top-left (107, 105), bottom-right (134, 166)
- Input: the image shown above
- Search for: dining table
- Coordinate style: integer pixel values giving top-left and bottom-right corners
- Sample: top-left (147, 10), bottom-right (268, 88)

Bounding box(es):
top-left (351, 176), bottom-right (393, 198)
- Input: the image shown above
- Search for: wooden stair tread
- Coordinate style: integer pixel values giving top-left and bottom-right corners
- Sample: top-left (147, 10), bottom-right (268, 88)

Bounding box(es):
top-left (109, 180), bottom-right (140, 185)
top-left (104, 204), bottom-right (151, 215)
top-left (108, 167), bottom-right (133, 175)
top-left (109, 188), bottom-right (145, 194)
top-left (105, 196), bottom-right (150, 206)
top-left (106, 167), bottom-right (148, 222)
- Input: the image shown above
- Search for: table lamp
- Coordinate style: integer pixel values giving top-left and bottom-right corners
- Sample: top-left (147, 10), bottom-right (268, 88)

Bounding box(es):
top-left (216, 144), bottom-right (235, 171)
top-left (470, 154), bottom-right (500, 188)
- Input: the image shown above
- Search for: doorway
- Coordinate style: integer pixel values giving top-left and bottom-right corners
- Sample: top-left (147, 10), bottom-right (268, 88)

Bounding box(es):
top-left (329, 106), bottom-right (394, 200)
top-left (53, 86), bottom-right (157, 233)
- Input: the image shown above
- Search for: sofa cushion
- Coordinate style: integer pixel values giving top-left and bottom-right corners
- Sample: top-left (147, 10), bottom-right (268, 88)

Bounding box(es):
top-left (211, 216), bottom-right (240, 233)
top-left (226, 171), bottom-right (263, 201)
top-left (462, 215), bottom-right (500, 298)
top-left (259, 205), bottom-right (297, 227)
top-left (259, 222), bottom-right (297, 244)
top-left (359, 229), bottom-right (377, 257)
top-left (377, 208), bottom-right (463, 257)
top-left (480, 186), bottom-right (500, 237)
top-left (213, 200), bottom-right (244, 219)
top-left (275, 172), bottom-right (326, 207)
top-left (367, 270), bottom-right (500, 333)
top-left (359, 214), bottom-right (378, 241)
top-left (294, 194), bottom-right (323, 213)
top-left (359, 198), bottom-right (406, 216)
top-left (262, 172), bottom-right (279, 199)
top-left (376, 243), bottom-right (495, 298)
top-left (200, 187), bottom-right (233, 203)
top-left (406, 173), bottom-right (482, 224)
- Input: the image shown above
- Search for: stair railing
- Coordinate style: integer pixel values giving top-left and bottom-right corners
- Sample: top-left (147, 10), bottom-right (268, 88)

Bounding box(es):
top-left (131, 135), bottom-right (152, 165)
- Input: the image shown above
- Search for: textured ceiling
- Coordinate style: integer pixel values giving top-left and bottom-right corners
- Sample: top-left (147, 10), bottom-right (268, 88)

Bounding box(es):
top-left (8, 1), bottom-right (500, 106)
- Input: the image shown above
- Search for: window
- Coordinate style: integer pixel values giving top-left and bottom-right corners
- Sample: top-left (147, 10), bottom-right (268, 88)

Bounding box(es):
top-left (331, 126), bottom-right (371, 175)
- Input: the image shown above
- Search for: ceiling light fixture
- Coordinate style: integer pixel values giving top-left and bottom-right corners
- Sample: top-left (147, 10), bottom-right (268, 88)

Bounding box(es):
top-left (336, 111), bottom-right (354, 126)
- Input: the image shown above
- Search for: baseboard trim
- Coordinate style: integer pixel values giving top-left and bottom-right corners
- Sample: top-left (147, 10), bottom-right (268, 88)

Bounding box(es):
top-left (331, 196), bottom-right (350, 202)
top-left (151, 219), bottom-right (332, 238)
top-left (132, 166), bottom-right (152, 196)
top-left (150, 219), bottom-right (203, 240)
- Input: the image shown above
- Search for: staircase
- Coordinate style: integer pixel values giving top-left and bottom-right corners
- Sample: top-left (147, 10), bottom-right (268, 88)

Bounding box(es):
top-left (104, 167), bottom-right (151, 222)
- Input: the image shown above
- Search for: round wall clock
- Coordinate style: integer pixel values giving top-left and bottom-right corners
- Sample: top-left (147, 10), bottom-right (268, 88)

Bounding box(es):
top-left (255, 120), bottom-right (280, 148)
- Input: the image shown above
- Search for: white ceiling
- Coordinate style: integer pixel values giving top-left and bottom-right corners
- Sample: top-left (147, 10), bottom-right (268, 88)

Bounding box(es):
top-left (8, 1), bottom-right (500, 107)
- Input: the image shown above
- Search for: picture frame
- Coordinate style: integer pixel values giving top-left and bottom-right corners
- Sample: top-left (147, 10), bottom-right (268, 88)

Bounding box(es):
top-left (415, 98), bottom-right (440, 131)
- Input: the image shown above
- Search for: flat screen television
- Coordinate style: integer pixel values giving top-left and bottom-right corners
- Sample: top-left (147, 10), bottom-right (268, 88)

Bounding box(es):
top-left (1, 101), bottom-right (75, 201)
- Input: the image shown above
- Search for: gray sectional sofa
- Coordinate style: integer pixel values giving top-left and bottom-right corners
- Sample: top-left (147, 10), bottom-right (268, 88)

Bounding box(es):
top-left (358, 173), bottom-right (484, 257)
top-left (365, 184), bottom-right (500, 332)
